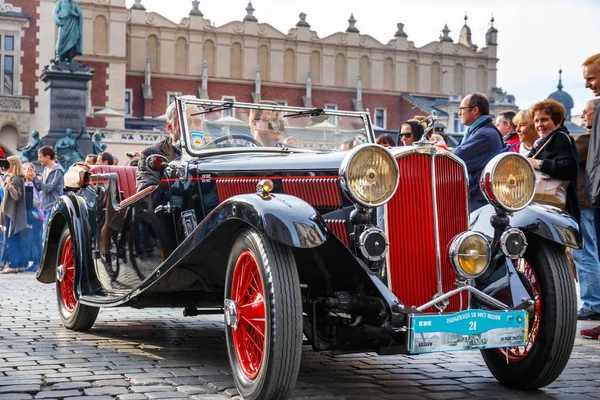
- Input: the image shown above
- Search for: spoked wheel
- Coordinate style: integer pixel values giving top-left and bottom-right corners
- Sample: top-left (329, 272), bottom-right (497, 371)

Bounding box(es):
top-left (481, 235), bottom-right (577, 389)
top-left (56, 227), bottom-right (99, 331)
top-left (224, 229), bottom-right (302, 400)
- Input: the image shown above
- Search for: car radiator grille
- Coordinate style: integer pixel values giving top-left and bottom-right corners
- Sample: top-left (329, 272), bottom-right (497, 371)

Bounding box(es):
top-left (385, 152), bottom-right (469, 312)
top-left (215, 177), bottom-right (347, 244)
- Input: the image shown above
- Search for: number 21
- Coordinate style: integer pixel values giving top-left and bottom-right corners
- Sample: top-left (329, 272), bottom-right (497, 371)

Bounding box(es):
top-left (469, 321), bottom-right (477, 331)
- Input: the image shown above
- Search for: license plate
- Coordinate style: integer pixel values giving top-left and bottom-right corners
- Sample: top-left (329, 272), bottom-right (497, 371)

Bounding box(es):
top-left (409, 309), bottom-right (528, 354)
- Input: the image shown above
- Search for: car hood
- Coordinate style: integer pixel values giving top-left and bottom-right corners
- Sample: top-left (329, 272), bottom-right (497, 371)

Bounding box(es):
top-left (186, 150), bottom-right (349, 174)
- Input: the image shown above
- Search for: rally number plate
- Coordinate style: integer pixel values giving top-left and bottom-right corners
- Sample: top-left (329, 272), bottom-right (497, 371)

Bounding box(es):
top-left (409, 309), bottom-right (528, 354)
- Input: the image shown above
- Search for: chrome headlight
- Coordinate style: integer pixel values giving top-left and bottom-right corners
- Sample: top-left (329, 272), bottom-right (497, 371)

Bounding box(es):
top-left (480, 153), bottom-right (536, 211)
top-left (449, 232), bottom-right (491, 279)
top-left (339, 144), bottom-right (399, 207)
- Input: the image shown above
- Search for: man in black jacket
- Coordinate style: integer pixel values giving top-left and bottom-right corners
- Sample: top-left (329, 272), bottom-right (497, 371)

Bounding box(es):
top-left (584, 53), bottom-right (600, 207)
top-left (136, 101), bottom-right (182, 191)
top-left (136, 99), bottom-right (202, 191)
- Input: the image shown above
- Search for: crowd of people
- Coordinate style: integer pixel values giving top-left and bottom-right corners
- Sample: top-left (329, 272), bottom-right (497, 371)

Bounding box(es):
top-left (0, 144), bottom-right (126, 273)
top-left (450, 53), bottom-right (600, 342)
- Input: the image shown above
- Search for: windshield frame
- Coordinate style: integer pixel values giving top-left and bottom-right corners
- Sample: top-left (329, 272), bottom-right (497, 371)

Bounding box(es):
top-left (175, 98), bottom-right (375, 158)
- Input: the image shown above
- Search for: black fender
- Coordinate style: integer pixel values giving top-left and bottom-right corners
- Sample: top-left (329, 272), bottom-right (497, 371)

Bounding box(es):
top-left (471, 204), bottom-right (581, 249)
top-left (473, 252), bottom-right (534, 310)
top-left (36, 194), bottom-right (94, 287)
top-left (209, 193), bottom-right (329, 248)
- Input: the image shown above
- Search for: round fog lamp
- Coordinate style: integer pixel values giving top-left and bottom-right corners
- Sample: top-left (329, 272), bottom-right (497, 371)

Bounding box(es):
top-left (358, 227), bottom-right (389, 261)
top-left (449, 232), bottom-right (491, 279)
top-left (500, 228), bottom-right (528, 260)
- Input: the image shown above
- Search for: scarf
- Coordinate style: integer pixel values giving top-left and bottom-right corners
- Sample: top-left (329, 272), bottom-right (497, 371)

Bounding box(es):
top-left (529, 125), bottom-right (570, 158)
top-left (461, 115), bottom-right (493, 144)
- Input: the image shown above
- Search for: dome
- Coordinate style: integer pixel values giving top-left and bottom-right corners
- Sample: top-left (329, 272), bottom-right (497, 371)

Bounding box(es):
top-left (548, 90), bottom-right (574, 110)
top-left (547, 69), bottom-right (574, 120)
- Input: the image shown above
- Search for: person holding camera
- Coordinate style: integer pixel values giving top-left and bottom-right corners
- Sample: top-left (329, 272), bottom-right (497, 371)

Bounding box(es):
top-left (125, 151), bottom-right (140, 167)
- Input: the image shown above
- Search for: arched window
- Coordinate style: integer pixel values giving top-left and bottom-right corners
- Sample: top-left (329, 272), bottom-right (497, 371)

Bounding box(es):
top-left (310, 50), bottom-right (321, 84)
top-left (93, 15), bottom-right (108, 54)
top-left (454, 63), bottom-right (464, 95)
top-left (203, 39), bottom-right (216, 76)
top-left (431, 62), bottom-right (441, 93)
top-left (231, 42), bottom-right (243, 78)
top-left (335, 54), bottom-right (346, 86)
top-left (477, 65), bottom-right (487, 93)
top-left (284, 49), bottom-right (295, 82)
top-left (359, 56), bottom-right (371, 88)
top-left (407, 60), bottom-right (418, 92)
top-left (258, 45), bottom-right (269, 80)
top-left (146, 35), bottom-right (159, 72)
top-left (384, 57), bottom-right (394, 89)
top-left (175, 37), bottom-right (188, 74)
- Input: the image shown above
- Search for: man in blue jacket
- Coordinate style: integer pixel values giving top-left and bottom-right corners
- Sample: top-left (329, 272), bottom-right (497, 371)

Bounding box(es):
top-left (452, 93), bottom-right (505, 212)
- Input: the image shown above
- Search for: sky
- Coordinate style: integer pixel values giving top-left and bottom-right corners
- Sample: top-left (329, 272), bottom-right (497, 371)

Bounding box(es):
top-left (126, 0), bottom-right (600, 116)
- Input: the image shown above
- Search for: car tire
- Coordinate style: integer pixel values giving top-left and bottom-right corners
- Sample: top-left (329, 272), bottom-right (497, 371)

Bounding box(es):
top-left (224, 229), bottom-right (302, 400)
top-left (56, 227), bottom-right (99, 331)
top-left (481, 235), bottom-right (577, 389)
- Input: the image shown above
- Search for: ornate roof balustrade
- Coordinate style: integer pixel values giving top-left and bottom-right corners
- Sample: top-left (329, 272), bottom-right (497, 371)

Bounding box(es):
top-left (86, 128), bottom-right (168, 145)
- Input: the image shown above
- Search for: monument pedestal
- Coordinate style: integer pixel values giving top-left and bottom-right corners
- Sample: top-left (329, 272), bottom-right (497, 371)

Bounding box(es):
top-left (40, 61), bottom-right (94, 156)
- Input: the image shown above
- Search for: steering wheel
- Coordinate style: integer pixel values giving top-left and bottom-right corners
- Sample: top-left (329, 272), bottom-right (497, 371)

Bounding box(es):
top-left (204, 134), bottom-right (263, 149)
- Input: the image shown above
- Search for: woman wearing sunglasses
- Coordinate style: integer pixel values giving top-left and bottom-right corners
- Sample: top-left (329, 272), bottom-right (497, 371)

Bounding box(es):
top-left (399, 120), bottom-right (424, 146)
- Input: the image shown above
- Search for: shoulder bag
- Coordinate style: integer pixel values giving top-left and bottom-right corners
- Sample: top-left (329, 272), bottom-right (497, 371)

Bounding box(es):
top-left (531, 132), bottom-right (571, 209)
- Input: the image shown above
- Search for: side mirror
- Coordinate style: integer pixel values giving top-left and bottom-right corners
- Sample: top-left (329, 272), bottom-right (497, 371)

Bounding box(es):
top-left (146, 154), bottom-right (168, 172)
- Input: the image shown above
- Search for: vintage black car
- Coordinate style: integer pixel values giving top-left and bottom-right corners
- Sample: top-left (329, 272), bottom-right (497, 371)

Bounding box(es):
top-left (37, 98), bottom-right (581, 400)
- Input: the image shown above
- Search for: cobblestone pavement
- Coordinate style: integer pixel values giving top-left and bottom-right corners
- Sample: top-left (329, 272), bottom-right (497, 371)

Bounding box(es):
top-left (1, 274), bottom-right (600, 400)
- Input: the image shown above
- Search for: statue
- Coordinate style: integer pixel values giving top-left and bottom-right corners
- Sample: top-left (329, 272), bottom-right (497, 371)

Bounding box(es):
top-left (92, 132), bottom-right (107, 155)
top-left (53, 0), bottom-right (83, 62)
top-left (55, 127), bottom-right (85, 168)
top-left (19, 130), bottom-right (42, 163)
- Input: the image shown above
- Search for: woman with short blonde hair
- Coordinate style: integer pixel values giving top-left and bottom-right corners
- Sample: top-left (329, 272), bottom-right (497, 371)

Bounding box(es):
top-left (508, 109), bottom-right (539, 157)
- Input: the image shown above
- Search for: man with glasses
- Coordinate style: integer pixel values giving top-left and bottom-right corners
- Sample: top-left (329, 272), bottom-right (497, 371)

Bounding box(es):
top-left (249, 100), bottom-right (286, 147)
top-left (452, 93), bottom-right (504, 212)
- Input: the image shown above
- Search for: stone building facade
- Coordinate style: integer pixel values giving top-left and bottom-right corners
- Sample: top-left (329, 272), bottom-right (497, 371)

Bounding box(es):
top-left (0, 0), bottom-right (517, 157)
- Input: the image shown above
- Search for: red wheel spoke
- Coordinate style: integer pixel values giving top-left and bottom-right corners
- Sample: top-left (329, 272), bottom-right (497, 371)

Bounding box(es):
top-left (236, 259), bottom-right (253, 302)
top-left (234, 257), bottom-right (247, 300)
top-left (239, 297), bottom-right (265, 320)
top-left (240, 315), bottom-right (266, 338)
top-left (240, 320), bottom-right (265, 351)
